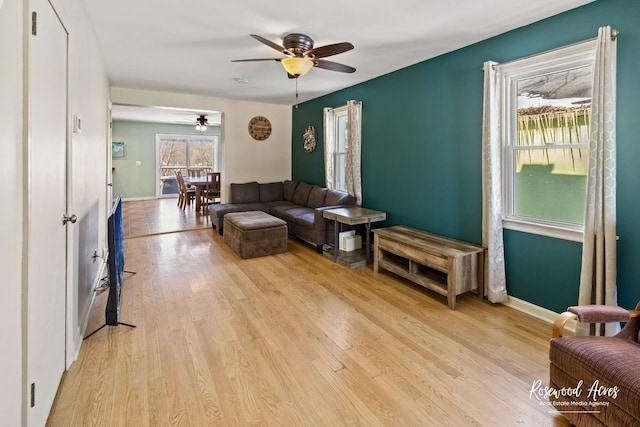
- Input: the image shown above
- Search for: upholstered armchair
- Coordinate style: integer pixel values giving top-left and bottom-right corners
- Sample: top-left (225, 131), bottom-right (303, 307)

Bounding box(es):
top-left (549, 302), bottom-right (640, 426)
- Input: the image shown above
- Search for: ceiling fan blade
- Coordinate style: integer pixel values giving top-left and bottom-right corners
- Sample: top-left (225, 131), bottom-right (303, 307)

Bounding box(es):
top-left (250, 34), bottom-right (286, 53)
top-left (306, 42), bottom-right (354, 59)
top-left (231, 58), bottom-right (282, 62)
top-left (314, 59), bottom-right (356, 73)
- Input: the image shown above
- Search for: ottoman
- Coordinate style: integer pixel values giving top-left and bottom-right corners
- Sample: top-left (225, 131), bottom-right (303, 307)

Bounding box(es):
top-left (223, 211), bottom-right (288, 259)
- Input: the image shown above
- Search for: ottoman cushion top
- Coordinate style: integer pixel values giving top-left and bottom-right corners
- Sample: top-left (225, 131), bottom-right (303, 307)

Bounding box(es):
top-left (224, 211), bottom-right (286, 231)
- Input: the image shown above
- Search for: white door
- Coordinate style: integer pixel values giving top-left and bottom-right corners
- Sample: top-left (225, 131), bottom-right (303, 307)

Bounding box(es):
top-left (27, 0), bottom-right (69, 425)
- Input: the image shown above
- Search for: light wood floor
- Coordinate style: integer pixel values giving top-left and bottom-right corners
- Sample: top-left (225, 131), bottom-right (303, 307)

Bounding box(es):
top-left (122, 197), bottom-right (211, 238)
top-left (48, 200), bottom-right (571, 426)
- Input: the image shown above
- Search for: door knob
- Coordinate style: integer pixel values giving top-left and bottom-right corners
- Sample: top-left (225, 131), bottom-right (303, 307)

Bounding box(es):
top-left (63, 214), bottom-right (77, 225)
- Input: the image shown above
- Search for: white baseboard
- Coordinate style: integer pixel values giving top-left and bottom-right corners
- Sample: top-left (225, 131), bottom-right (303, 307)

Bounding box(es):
top-left (122, 196), bottom-right (157, 202)
top-left (502, 295), bottom-right (576, 333)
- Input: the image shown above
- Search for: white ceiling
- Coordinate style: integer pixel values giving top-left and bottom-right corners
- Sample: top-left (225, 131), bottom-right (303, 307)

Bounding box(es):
top-left (86, 0), bottom-right (595, 123)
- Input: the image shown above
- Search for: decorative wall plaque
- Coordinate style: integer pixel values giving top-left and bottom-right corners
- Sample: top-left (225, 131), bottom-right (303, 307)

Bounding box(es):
top-left (303, 125), bottom-right (317, 152)
top-left (248, 115), bottom-right (272, 141)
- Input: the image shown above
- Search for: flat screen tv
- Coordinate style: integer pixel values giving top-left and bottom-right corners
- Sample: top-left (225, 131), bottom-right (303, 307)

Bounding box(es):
top-left (84, 196), bottom-right (135, 339)
top-left (105, 196), bottom-right (125, 325)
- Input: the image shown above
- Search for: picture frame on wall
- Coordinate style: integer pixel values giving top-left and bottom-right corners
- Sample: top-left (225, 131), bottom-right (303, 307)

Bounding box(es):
top-left (112, 141), bottom-right (124, 158)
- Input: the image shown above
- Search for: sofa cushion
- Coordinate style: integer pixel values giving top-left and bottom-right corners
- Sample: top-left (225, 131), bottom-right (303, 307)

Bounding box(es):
top-left (231, 181), bottom-right (260, 204)
top-left (274, 206), bottom-right (314, 224)
top-left (283, 180), bottom-right (299, 201)
top-left (292, 181), bottom-right (314, 206)
top-left (307, 186), bottom-right (328, 208)
top-left (259, 182), bottom-right (284, 203)
top-left (270, 204), bottom-right (297, 218)
top-left (263, 200), bottom-right (297, 211)
top-left (224, 210), bottom-right (286, 231)
top-left (325, 188), bottom-right (355, 206)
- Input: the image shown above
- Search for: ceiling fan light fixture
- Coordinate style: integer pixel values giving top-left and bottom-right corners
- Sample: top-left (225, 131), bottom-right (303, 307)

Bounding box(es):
top-left (196, 115), bottom-right (208, 132)
top-left (281, 57), bottom-right (314, 77)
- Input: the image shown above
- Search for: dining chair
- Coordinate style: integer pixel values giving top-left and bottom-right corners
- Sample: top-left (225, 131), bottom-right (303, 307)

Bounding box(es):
top-left (187, 168), bottom-right (203, 179)
top-left (201, 171), bottom-right (221, 210)
top-left (174, 170), bottom-right (183, 207)
top-left (175, 170), bottom-right (196, 209)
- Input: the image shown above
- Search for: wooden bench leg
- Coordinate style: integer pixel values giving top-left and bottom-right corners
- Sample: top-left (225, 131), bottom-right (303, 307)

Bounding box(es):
top-left (373, 235), bottom-right (379, 273)
top-left (477, 250), bottom-right (485, 300)
top-left (448, 256), bottom-right (464, 310)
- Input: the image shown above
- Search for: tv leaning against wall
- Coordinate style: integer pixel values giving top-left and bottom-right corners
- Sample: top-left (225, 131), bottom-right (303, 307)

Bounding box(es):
top-left (105, 196), bottom-right (125, 325)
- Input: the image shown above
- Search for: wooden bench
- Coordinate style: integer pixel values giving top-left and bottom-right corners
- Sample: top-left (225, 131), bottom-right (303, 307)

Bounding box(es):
top-left (373, 225), bottom-right (485, 309)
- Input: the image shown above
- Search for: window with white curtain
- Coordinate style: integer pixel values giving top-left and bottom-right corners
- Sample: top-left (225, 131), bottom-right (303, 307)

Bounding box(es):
top-left (324, 100), bottom-right (362, 204)
top-left (328, 105), bottom-right (348, 192)
top-left (499, 40), bottom-right (596, 241)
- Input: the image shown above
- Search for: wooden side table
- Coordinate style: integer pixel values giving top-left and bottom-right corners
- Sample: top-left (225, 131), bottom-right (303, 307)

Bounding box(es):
top-left (322, 206), bottom-right (386, 268)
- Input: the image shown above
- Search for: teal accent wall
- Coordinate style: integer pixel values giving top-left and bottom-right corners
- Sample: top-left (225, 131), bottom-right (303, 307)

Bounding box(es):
top-left (292, 0), bottom-right (640, 312)
top-left (111, 121), bottom-right (220, 199)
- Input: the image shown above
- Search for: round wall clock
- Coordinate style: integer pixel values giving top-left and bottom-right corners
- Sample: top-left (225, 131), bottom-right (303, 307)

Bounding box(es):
top-left (248, 115), bottom-right (272, 141)
top-left (303, 125), bottom-right (317, 153)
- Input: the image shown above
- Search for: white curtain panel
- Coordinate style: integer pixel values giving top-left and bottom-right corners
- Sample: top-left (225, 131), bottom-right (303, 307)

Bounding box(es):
top-left (323, 107), bottom-right (335, 189)
top-left (346, 100), bottom-right (363, 205)
top-left (578, 26), bottom-right (618, 336)
top-left (481, 61), bottom-right (508, 303)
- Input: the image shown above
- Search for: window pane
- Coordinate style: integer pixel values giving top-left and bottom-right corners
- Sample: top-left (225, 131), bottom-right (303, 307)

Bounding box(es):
top-left (159, 138), bottom-right (187, 195)
top-left (187, 139), bottom-right (215, 170)
top-left (158, 136), bottom-right (218, 197)
top-left (188, 141), bottom-right (212, 167)
top-left (515, 148), bottom-right (587, 224)
top-left (334, 112), bottom-right (348, 190)
top-left (518, 67), bottom-right (591, 140)
top-left (513, 65), bottom-right (592, 225)
top-left (337, 114), bottom-right (347, 152)
top-left (335, 153), bottom-right (346, 192)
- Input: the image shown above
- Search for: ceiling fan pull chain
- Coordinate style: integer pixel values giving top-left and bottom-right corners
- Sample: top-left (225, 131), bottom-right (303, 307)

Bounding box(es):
top-left (295, 77), bottom-right (299, 108)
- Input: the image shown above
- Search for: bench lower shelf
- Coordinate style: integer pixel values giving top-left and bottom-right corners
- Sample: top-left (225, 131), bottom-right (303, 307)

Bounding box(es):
top-left (378, 257), bottom-right (448, 295)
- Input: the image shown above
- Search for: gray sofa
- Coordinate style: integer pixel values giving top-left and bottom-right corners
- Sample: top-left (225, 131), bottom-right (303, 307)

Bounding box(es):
top-left (209, 180), bottom-right (356, 253)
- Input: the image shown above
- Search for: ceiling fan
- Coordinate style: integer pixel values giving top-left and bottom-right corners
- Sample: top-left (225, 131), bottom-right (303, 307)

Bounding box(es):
top-left (232, 33), bottom-right (356, 78)
top-left (195, 115), bottom-right (208, 131)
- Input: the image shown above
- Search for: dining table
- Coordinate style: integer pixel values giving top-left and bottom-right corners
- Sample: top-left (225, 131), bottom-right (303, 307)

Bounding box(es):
top-left (185, 178), bottom-right (209, 211)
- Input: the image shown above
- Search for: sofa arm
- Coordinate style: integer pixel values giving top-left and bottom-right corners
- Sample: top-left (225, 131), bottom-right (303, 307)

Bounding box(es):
top-left (552, 305), bottom-right (632, 338)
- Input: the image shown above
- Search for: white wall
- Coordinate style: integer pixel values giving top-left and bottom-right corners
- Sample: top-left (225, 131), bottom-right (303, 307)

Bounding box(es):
top-left (57, 0), bottom-right (111, 361)
top-left (0, 0), bottom-right (110, 424)
top-left (110, 87), bottom-right (292, 202)
top-left (0, 1), bottom-right (25, 425)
